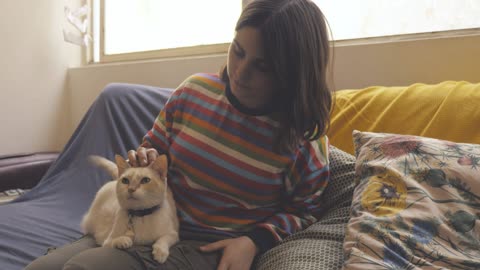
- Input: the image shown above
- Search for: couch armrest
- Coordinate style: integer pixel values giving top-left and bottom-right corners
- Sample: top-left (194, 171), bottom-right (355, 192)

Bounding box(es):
top-left (0, 152), bottom-right (59, 192)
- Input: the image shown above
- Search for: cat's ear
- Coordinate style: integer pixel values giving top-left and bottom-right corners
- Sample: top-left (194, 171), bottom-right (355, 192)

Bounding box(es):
top-left (149, 155), bottom-right (168, 178)
top-left (115, 155), bottom-right (130, 176)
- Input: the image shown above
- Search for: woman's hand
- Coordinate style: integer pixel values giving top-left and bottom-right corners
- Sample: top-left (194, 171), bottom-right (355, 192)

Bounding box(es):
top-left (127, 147), bottom-right (159, 167)
top-left (199, 236), bottom-right (258, 270)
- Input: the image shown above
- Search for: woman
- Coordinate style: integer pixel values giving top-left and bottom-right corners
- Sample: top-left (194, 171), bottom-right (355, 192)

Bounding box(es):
top-left (25, 0), bottom-right (332, 269)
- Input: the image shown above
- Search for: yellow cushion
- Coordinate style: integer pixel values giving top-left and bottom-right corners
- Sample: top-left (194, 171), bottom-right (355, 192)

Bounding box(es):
top-left (328, 81), bottom-right (480, 155)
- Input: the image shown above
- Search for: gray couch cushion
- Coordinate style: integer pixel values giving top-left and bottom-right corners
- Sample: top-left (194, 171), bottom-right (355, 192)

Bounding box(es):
top-left (255, 145), bottom-right (356, 270)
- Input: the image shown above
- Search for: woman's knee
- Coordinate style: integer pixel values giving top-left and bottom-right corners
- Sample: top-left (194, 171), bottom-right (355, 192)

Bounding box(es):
top-left (98, 83), bottom-right (139, 104)
top-left (24, 254), bottom-right (64, 270)
top-left (24, 236), bottom-right (97, 270)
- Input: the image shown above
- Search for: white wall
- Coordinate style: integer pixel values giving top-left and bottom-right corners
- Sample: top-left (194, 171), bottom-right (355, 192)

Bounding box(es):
top-left (333, 34), bottom-right (480, 89)
top-left (69, 33), bottom-right (480, 134)
top-left (0, 0), bottom-right (82, 155)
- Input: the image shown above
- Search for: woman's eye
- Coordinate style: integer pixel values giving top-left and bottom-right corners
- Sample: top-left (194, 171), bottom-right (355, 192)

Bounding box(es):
top-left (141, 177), bottom-right (151, 184)
top-left (233, 47), bottom-right (244, 58)
top-left (121, 178), bottom-right (129, 184)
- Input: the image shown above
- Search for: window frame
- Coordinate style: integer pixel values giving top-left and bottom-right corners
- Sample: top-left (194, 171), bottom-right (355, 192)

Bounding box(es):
top-left (89, 0), bottom-right (480, 64)
top-left (91, 0), bottom-right (251, 64)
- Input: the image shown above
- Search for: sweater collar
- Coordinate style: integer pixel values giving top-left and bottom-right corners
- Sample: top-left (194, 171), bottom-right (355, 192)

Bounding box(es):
top-left (225, 83), bottom-right (276, 116)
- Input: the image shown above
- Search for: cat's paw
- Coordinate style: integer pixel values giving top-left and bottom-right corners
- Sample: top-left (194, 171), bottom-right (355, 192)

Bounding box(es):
top-left (152, 244), bottom-right (169, 263)
top-left (112, 236), bottom-right (133, 249)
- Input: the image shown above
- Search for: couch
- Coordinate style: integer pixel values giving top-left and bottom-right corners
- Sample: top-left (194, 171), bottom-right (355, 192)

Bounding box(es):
top-left (0, 152), bottom-right (59, 202)
top-left (0, 80), bottom-right (478, 270)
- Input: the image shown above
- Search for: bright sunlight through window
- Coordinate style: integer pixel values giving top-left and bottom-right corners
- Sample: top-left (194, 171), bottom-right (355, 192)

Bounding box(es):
top-left (103, 0), bottom-right (242, 55)
top-left (315, 0), bottom-right (480, 40)
top-left (95, 0), bottom-right (480, 62)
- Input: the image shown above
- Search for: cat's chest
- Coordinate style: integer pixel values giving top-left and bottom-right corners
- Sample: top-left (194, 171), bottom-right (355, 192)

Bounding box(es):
top-left (126, 212), bottom-right (171, 244)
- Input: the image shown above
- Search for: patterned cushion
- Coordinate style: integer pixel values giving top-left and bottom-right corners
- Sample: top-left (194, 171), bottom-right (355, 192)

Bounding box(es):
top-left (343, 131), bottom-right (480, 269)
top-left (255, 145), bottom-right (356, 270)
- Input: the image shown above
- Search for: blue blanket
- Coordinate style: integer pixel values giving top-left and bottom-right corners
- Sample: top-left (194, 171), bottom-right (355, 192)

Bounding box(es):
top-left (0, 83), bottom-right (173, 270)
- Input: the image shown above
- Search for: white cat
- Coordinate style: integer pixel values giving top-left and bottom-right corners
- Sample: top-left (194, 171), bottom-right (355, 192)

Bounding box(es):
top-left (81, 154), bottom-right (179, 263)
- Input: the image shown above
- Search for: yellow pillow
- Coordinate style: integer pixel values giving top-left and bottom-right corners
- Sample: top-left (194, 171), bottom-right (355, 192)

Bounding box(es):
top-left (328, 81), bottom-right (480, 155)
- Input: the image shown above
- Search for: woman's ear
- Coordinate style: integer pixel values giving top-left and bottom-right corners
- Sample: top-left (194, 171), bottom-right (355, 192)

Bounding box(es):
top-left (149, 155), bottom-right (168, 179)
top-left (115, 155), bottom-right (130, 176)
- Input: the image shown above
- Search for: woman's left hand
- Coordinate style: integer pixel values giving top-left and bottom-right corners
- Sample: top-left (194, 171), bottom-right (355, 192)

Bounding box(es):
top-left (199, 236), bottom-right (258, 270)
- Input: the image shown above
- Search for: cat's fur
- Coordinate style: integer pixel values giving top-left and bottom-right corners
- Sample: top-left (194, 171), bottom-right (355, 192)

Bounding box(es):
top-left (81, 154), bottom-right (179, 263)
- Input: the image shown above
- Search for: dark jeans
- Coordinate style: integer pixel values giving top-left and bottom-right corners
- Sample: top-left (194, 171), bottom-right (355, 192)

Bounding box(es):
top-left (24, 235), bottom-right (223, 270)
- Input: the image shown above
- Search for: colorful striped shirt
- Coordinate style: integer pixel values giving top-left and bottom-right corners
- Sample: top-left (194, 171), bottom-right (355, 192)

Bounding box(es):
top-left (141, 73), bottom-right (330, 252)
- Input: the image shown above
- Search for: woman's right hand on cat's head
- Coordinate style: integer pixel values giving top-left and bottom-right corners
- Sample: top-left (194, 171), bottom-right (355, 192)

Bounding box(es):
top-left (127, 147), bottom-right (159, 167)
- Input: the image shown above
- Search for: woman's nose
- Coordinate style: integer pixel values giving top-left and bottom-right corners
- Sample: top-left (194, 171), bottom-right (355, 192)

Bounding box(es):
top-left (236, 61), bottom-right (250, 81)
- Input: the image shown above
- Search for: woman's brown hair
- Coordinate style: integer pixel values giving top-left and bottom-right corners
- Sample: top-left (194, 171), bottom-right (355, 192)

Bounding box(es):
top-left (221, 0), bottom-right (332, 152)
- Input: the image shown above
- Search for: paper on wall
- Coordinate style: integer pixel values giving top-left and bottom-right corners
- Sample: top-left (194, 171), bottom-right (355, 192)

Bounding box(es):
top-left (63, 1), bottom-right (91, 47)
top-left (63, 29), bottom-right (90, 47)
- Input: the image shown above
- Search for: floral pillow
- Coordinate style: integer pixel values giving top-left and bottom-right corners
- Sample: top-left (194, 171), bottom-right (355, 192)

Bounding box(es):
top-left (342, 130), bottom-right (480, 270)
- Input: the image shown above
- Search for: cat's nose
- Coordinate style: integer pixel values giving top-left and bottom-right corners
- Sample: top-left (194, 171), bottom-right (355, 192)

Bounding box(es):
top-left (128, 188), bottom-right (135, 193)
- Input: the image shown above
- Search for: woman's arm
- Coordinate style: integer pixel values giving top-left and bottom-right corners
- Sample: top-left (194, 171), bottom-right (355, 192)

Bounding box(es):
top-left (247, 137), bottom-right (331, 252)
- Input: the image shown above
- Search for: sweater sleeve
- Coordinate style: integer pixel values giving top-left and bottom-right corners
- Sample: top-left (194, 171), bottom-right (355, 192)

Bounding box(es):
top-left (140, 84), bottom-right (184, 153)
top-left (245, 136), bottom-right (331, 253)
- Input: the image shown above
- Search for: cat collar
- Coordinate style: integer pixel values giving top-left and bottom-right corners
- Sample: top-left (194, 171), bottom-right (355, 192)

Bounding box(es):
top-left (127, 205), bottom-right (161, 217)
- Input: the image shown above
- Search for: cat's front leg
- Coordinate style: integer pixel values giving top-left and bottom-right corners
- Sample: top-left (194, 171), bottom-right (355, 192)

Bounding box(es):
top-left (102, 237), bottom-right (113, 247)
top-left (103, 210), bottom-right (132, 249)
top-left (111, 235), bottom-right (133, 249)
top-left (103, 235), bottom-right (133, 249)
top-left (152, 232), bottom-right (179, 263)
top-left (102, 229), bottom-right (116, 247)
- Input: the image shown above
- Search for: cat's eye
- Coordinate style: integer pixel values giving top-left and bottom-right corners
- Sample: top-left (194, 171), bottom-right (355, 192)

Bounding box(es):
top-left (121, 177), bottom-right (129, 184)
top-left (141, 177), bottom-right (151, 184)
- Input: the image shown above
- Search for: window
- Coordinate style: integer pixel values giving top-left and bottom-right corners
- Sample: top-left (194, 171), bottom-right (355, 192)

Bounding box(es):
top-left (92, 0), bottom-right (480, 63)
top-left (93, 0), bottom-right (242, 62)
top-left (314, 0), bottom-right (480, 40)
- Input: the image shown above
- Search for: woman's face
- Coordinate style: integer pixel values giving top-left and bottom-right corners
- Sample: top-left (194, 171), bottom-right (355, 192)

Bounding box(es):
top-left (227, 26), bottom-right (275, 110)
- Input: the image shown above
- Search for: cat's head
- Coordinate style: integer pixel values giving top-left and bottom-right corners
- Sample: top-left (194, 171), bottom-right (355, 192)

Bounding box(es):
top-left (113, 155), bottom-right (169, 210)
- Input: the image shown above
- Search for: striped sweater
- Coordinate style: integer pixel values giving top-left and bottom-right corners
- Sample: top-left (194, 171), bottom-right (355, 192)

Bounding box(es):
top-left (141, 73), bottom-right (330, 252)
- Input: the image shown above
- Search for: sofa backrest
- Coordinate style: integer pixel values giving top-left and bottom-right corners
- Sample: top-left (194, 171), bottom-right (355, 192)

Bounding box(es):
top-left (328, 81), bottom-right (480, 155)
